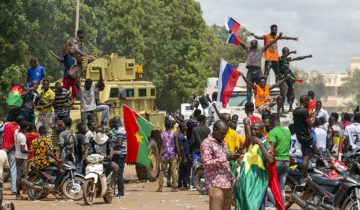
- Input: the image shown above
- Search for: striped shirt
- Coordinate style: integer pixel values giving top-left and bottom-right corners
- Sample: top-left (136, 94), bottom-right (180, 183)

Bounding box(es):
top-left (54, 88), bottom-right (71, 113)
top-left (110, 126), bottom-right (127, 155)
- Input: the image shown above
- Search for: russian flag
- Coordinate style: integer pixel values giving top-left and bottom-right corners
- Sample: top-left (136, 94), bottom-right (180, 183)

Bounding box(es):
top-left (217, 59), bottom-right (242, 108)
top-left (226, 33), bottom-right (241, 46)
top-left (225, 16), bottom-right (240, 35)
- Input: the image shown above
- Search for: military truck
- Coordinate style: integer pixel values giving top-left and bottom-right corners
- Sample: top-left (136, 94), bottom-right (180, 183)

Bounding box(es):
top-left (67, 53), bottom-right (164, 181)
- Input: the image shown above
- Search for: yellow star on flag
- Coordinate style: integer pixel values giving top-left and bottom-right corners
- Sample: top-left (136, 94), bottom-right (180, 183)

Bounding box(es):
top-left (136, 132), bottom-right (143, 144)
top-left (243, 143), bottom-right (265, 174)
top-left (13, 89), bottom-right (20, 96)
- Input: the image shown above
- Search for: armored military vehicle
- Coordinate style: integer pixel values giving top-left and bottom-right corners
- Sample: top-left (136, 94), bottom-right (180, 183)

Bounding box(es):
top-left (70, 53), bottom-right (164, 181)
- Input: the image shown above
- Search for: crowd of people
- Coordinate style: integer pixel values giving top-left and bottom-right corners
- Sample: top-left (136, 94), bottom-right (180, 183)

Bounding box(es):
top-left (0, 24), bottom-right (359, 210)
top-left (0, 29), bottom-right (126, 200)
top-left (159, 90), bottom-right (360, 210)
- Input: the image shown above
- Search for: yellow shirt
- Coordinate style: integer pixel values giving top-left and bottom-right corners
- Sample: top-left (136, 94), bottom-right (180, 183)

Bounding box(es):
top-left (224, 128), bottom-right (239, 153)
top-left (238, 133), bottom-right (246, 162)
top-left (40, 88), bottom-right (55, 112)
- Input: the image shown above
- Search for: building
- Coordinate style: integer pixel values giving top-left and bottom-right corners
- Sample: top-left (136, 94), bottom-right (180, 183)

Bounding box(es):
top-left (350, 57), bottom-right (360, 70)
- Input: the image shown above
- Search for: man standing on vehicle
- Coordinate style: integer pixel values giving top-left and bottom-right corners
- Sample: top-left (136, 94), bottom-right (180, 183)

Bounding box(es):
top-left (54, 82), bottom-right (73, 133)
top-left (14, 121), bottom-right (31, 200)
top-left (248, 25), bottom-right (298, 81)
top-left (293, 95), bottom-right (318, 183)
top-left (109, 116), bottom-right (127, 198)
top-left (27, 58), bottom-right (45, 87)
top-left (268, 113), bottom-right (291, 205)
top-left (37, 79), bottom-right (55, 137)
top-left (201, 120), bottom-right (239, 210)
top-left (238, 33), bottom-right (284, 102)
top-left (77, 68), bottom-right (102, 124)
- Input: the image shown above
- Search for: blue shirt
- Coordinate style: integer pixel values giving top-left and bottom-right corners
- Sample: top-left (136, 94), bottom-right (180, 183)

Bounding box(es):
top-left (27, 66), bottom-right (45, 86)
top-left (110, 126), bottom-right (127, 156)
top-left (63, 53), bottom-right (75, 78)
top-left (178, 132), bottom-right (189, 155)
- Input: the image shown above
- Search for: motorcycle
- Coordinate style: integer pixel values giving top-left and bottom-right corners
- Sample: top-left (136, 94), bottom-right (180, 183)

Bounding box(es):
top-left (22, 153), bottom-right (85, 201)
top-left (191, 155), bottom-right (206, 195)
top-left (285, 149), bottom-right (348, 209)
top-left (291, 148), bottom-right (360, 210)
top-left (83, 154), bottom-right (113, 205)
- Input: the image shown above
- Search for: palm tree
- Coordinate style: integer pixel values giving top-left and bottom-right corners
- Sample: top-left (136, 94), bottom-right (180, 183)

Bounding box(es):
top-left (338, 68), bottom-right (360, 107)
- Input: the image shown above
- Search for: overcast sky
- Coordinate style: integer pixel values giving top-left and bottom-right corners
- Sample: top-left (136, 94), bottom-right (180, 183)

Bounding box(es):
top-left (196, 0), bottom-right (360, 72)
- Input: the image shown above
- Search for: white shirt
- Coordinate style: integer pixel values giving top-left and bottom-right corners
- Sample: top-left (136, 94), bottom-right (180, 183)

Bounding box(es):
top-left (207, 101), bottom-right (216, 117)
top-left (85, 130), bottom-right (95, 144)
top-left (344, 123), bottom-right (360, 149)
top-left (15, 130), bottom-right (28, 159)
top-left (317, 108), bottom-right (329, 123)
top-left (235, 125), bottom-right (243, 136)
top-left (314, 127), bottom-right (327, 150)
top-left (290, 134), bottom-right (302, 157)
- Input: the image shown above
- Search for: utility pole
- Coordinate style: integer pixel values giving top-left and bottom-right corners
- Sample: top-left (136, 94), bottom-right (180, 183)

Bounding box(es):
top-left (75, 0), bottom-right (80, 37)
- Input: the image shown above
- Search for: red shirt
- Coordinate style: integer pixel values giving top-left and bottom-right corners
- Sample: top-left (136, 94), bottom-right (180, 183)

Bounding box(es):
top-left (200, 134), bottom-right (232, 190)
top-left (25, 132), bottom-right (40, 158)
top-left (1, 122), bottom-right (19, 151)
top-left (308, 100), bottom-right (316, 113)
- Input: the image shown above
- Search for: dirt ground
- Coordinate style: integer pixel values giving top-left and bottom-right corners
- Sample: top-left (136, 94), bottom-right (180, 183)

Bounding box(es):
top-left (5, 165), bottom-right (300, 210)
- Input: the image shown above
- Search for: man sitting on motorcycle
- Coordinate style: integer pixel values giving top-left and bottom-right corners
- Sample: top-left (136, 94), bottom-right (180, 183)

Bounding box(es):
top-left (86, 124), bottom-right (119, 189)
top-left (31, 126), bottom-right (63, 170)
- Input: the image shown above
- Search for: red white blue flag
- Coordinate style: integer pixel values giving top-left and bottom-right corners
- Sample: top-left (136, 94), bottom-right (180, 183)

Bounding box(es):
top-left (225, 16), bottom-right (240, 35)
top-left (217, 59), bottom-right (241, 108)
top-left (226, 33), bottom-right (241, 46)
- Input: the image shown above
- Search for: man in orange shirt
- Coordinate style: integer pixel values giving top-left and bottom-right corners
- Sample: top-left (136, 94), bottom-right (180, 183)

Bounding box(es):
top-left (249, 24), bottom-right (298, 82)
top-left (241, 74), bottom-right (289, 116)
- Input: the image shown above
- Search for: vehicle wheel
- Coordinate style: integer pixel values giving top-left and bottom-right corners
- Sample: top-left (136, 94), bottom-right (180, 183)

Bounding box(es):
top-left (103, 192), bottom-right (113, 204)
top-left (194, 169), bottom-right (207, 195)
top-left (136, 139), bottom-right (159, 181)
top-left (83, 179), bottom-right (96, 205)
top-left (62, 176), bottom-right (85, 201)
top-left (284, 183), bottom-right (294, 209)
top-left (26, 175), bottom-right (49, 200)
top-left (342, 194), bottom-right (358, 210)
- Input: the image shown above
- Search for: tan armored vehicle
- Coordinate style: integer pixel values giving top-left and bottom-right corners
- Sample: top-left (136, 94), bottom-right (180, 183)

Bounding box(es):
top-left (67, 53), bottom-right (164, 181)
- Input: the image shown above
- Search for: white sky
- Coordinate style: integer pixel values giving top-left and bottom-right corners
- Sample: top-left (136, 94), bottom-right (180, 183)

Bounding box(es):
top-left (196, 0), bottom-right (360, 72)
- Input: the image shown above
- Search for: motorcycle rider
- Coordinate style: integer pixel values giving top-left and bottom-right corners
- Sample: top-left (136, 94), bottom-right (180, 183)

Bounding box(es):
top-left (86, 125), bottom-right (119, 189)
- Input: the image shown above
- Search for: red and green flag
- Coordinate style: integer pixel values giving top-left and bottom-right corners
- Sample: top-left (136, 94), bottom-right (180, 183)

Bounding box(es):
top-left (289, 76), bottom-right (303, 83)
top-left (236, 139), bottom-right (284, 210)
top-left (123, 105), bottom-right (154, 169)
top-left (6, 86), bottom-right (23, 107)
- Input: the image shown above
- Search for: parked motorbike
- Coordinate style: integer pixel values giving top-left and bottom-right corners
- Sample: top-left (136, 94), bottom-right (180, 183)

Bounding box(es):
top-left (285, 149), bottom-right (348, 209)
top-left (83, 154), bottom-right (113, 205)
top-left (192, 155), bottom-right (206, 195)
top-left (291, 148), bottom-right (360, 210)
top-left (22, 153), bottom-right (85, 201)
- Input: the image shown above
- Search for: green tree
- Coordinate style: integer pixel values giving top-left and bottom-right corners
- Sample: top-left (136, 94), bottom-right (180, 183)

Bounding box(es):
top-left (339, 68), bottom-right (360, 106)
top-left (293, 69), bottom-right (328, 101)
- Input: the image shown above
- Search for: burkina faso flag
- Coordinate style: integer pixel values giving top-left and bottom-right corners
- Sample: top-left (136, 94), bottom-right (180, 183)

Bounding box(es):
top-left (236, 138), bottom-right (284, 210)
top-left (6, 86), bottom-right (23, 107)
top-left (123, 105), bottom-right (154, 169)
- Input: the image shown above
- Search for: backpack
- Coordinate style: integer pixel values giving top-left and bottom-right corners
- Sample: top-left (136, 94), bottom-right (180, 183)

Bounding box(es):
top-left (68, 58), bottom-right (81, 79)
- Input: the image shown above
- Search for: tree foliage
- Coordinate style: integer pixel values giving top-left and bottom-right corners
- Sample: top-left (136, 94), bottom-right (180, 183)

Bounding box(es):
top-left (338, 68), bottom-right (360, 106)
top-left (293, 69), bottom-right (328, 101)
